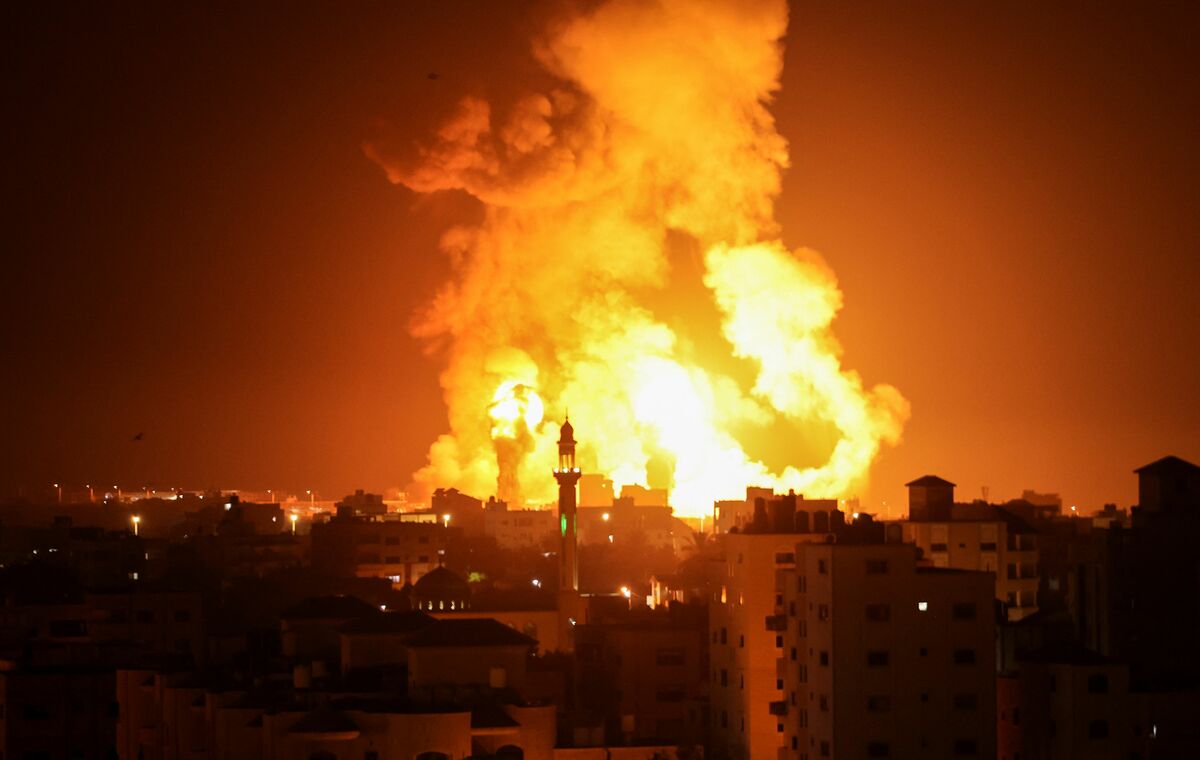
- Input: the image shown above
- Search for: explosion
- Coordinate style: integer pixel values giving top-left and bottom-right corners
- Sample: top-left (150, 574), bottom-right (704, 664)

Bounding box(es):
top-left (368, 0), bottom-right (910, 516)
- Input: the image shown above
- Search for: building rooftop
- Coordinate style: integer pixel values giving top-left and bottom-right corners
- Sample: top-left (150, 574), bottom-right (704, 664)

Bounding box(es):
top-left (341, 611), bottom-right (434, 635)
top-left (406, 618), bottom-right (537, 649)
top-left (1135, 455), bottom-right (1200, 475)
top-left (906, 475), bottom-right (956, 487)
top-left (281, 595), bottom-right (378, 621)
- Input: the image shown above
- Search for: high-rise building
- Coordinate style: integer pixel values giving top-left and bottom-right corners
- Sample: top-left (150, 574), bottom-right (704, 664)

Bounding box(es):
top-left (710, 504), bottom-right (996, 759)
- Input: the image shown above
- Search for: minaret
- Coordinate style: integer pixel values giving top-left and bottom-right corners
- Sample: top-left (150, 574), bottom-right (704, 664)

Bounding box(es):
top-left (554, 418), bottom-right (581, 592)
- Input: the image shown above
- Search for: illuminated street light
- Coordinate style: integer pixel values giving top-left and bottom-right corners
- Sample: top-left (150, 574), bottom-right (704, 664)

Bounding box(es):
top-left (131, 515), bottom-right (141, 536)
top-left (306, 489), bottom-right (314, 507)
top-left (619, 585), bottom-right (631, 599)
top-left (54, 483), bottom-right (61, 504)
top-left (289, 513), bottom-right (298, 535)
top-left (86, 484), bottom-right (94, 503)
top-left (531, 578), bottom-right (542, 588)
top-left (442, 513), bottom-right (451, 528)
top-left (601, 512), bottom-right (610, 522)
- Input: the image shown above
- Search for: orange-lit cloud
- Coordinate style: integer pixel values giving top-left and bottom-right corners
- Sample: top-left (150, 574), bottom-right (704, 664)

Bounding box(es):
top-left (368, 0), bottom-right (909, 515)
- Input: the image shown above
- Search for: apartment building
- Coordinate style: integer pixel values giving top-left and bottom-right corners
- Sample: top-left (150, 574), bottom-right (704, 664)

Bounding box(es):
top-left (710, 501), bottom-right (995, 759)
top-left (901, 476), bottom-right (1040, 621)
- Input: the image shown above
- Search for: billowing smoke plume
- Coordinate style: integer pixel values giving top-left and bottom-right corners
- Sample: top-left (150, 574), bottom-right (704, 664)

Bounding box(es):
top-left (369, 0), bottom-right (909, 516)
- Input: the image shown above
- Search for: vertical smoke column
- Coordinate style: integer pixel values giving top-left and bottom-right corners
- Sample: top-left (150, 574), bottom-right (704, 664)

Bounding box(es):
top-left (553, 418), bottom-right (580, 592)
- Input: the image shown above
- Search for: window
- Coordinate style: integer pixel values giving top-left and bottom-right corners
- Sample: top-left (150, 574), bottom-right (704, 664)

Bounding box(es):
top-left (384, 536), bottom-right (399, 545)
top-left (720, 710), bottom-right (728, 728)
top-left (953, 739), bottom-right (978, 756)
top-left (656, 686), bottom-right (686, 703)
top-left (867, 696), bottom-right (891, 712)
top-left (739, 635), bottom-right (745, 648)
top-left (1007, 564), bottom-right (1017, 580)
top-left (917, 601), bottom-right (929, 612)
top-left (819, 695), bottom-right (829, 712)
top-left (776, 635), bottom-right (784, 648)
top-left (866, 603), bottom-right (891, 622)
top-left (931, 542), bottom-right (949, 552)
top-left (819, 651), bottom-right (829, 666)
top-left (776, 552), bottom-right (795, 565)
top-left (798, 664), bottom-right (807, 683)
top-left (1089, 720), bottom-right (1109, 739)
top-left (867, 742), bottom-right (890, 758)
top-left (1087, 674), bottom-right (1109, 694)
top-left (980, 541), bottom-right (997, 551)
top-left (953, 693), bottom-right (979, 710)
top-left (866, 559), bottom-right (889, 574)
top-left (720, 627), bottom-right (727, 644)
top-left (954, 648), bottom-right (976, 665)
top-left (818, 559), bottom-right (828, 574)
top-left (656, 647), bottom-right (685, 667)
top-left (791, 647), bottom-right (797, 661)
top-left (821, 741), bottom-right (830, 757)
top-left (720, 669), bottom-right (728, 686)
top-left (867, 651), bottom-right (890, 667)
top-left (817, 604), bottom-right (830, 620)
top-left (952, 603), bottom-right (977, 620)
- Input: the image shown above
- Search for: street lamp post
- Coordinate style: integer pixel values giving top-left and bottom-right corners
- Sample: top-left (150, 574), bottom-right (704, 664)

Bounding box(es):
top-left (54, 483), bottom-right (61, 504)
top-left (131, 515), bottom-right (140, 536)
top-left (289, 513), bottom-right (298, 535)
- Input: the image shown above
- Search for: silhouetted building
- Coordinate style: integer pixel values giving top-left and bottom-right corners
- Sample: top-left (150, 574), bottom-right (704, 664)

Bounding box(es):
top-left (412, 565), bottom-right (472, 612)
top-left (336, 488), bottom-right (387, 516)
top-left (997, 643), bottom-right (1146, 760)
top-left (311, 511), bottom-right (447, 586)
top-left (1109, 456), bottom-right (1200, 688)
top-left (901, 476), bottom-right (1041, 621)
top-left (711, 521), bottom-right (996, 759)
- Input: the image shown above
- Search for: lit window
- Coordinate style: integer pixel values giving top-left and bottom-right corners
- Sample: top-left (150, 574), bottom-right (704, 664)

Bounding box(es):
top-left (917, 601), bottom-right (929, 612)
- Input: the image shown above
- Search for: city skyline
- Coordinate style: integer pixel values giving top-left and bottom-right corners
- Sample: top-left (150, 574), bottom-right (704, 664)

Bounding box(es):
top-left (4, 2), bottom-right (1198, 513)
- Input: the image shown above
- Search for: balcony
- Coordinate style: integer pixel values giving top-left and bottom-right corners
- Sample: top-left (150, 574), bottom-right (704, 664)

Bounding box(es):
top-left (769, 700), bottom-right (788, 716)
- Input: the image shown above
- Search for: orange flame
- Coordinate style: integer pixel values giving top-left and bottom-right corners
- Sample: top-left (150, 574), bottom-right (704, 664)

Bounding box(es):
top-left (369, 0), bottom-right (909, 516)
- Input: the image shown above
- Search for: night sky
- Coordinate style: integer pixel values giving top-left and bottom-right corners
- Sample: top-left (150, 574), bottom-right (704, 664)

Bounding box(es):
top-left (4, 1), bottom-right (1198, 512)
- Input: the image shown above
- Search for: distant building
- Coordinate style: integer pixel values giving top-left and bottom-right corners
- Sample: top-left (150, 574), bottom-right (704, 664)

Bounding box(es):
top-left (901, 476), bottom-right (1041, 621)
top-left (483, 496), bottom-right (557, 549)
top-left (336, 489), bottom-right (387, 516)
top-left (713, 487), bottom-right (839, 534)
top-left (311, 511), bottom-right (447, 586)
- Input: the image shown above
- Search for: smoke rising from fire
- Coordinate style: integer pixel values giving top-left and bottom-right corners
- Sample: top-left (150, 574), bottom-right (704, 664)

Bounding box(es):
top-left (368, 0), bottom-right (909, 516)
